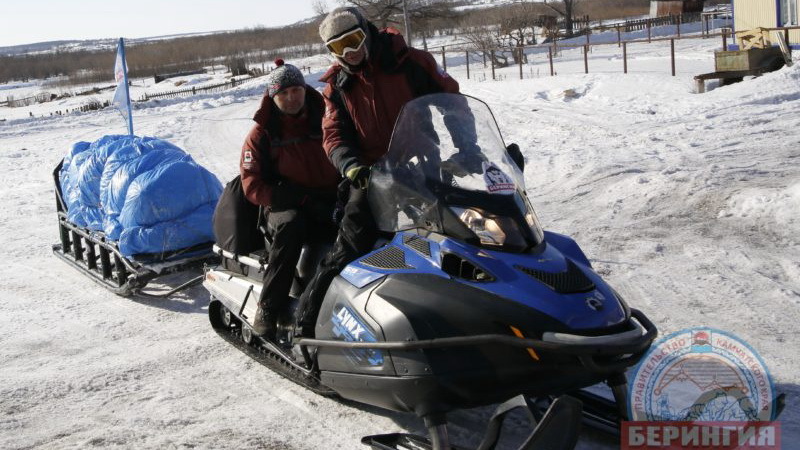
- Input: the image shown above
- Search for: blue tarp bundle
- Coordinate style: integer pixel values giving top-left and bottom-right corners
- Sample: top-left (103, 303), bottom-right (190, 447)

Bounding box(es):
top-left (59, 135), bottom-right (222, 258)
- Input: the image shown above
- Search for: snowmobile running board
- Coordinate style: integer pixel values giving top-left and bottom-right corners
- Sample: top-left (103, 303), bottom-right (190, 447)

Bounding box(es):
top-left (362, 395), bottom-right (583, 450)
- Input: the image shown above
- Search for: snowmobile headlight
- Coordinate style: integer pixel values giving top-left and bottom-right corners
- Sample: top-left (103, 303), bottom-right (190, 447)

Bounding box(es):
top-left (451, 207), bottom-right (526, 250)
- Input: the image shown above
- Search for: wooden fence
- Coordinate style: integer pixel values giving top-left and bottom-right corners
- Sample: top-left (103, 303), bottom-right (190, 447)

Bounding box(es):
top-left (139, 75), bottom-right (255, 101)
top-left (619, 13), bottom-right (701, 32)
top-left (5, 92), bottom-right (55, 108)
top-left (437, 18), bottom-right (786, 80)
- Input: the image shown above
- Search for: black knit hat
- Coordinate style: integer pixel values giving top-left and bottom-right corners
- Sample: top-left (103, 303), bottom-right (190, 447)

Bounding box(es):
top-left (267, 59), bottom-right (305, 97)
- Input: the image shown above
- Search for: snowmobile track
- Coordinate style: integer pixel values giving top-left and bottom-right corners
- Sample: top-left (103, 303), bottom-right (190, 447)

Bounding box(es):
top-left (208, 301), bottom-right (338, 397)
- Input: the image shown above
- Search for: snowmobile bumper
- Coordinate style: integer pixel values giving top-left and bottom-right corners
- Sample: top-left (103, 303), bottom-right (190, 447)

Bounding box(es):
top-left (299, 308), bottom-right (655, 371)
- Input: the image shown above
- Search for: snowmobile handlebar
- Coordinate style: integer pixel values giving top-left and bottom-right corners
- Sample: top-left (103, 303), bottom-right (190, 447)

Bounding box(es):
top-left (296, 309), bottom-right (657, 373)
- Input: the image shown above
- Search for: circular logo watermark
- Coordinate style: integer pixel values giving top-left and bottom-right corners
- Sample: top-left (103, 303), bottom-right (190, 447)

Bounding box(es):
top-left (628, 328), bottom-right (777, 422)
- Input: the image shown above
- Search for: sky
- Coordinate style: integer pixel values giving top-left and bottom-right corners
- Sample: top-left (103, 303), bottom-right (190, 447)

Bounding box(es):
top-left (0, 0), bottom-right (321, 47)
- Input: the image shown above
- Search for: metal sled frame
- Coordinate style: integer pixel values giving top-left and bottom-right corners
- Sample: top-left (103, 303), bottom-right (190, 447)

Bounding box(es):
top-left (52, 160), bottom-right (217, 297)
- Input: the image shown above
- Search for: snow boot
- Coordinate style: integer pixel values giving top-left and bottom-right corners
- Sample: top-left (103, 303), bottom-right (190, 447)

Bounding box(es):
top-left (252, 304), bottom-right (276, 340)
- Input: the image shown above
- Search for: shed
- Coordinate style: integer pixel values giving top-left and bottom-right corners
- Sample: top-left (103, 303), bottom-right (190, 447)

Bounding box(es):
top-left (650, 0), bottom-right (705, 16)
top-left (732, 0), bottom-right (799, 48)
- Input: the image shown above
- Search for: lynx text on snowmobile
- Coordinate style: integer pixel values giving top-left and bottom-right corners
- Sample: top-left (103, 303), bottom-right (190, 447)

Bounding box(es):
top-left (204, 93), bottom-right (658, 450)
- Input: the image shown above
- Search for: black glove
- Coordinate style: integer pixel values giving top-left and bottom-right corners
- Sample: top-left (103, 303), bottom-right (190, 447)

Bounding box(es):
top-left (443, 146), bottom-right (484, 176)
top-left (345, 165), bottom-right (371, 190)
top-left (303, 197), bottom-right (336, 224)
top-left (270, 185), bottom-right (307, 211)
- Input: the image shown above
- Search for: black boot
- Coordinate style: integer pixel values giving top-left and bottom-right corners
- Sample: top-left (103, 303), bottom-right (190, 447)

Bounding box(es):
top-left (252, 304), bottom-right (276, 339)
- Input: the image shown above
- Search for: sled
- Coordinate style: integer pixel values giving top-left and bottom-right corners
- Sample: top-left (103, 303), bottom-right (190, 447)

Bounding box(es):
top-left (52, 160), bottom-right (217, 297)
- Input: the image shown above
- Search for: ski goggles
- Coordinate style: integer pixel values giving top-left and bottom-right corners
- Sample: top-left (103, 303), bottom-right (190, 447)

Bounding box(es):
top-left (325, 28), bottom-right (367, 57)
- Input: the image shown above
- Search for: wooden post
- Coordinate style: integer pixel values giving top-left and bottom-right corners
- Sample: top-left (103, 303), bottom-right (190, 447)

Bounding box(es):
top-left (466, 51), bottom-right (470, 79)
top-left (723, 33), bottom-right (727, 51)
top-left (670, 39), bottom-right (676, 76)
top-left (586, 32), bottom-right (590, 46)
top-left (548, 46), bottom-right (554, 76)
top-left (483, 50), bottom-right (487, 68)
top-left (518, 46), bottom-right (523, 80)
top-left (584, 45), bottom-right (589, 74)
top-left (677, 15), bottom-right (681, 38)
top-left (695, 77), bottom-right (705, 94)
top-left (617, 26), bottom-right (621, 47)
top-left (441, 47), bottom-right (447, 72)
top-left (647, 20), bottom-right (652, 43)
top-left (785, 28), bottom-right (790, 49)
top-left (623, 42), bottom-right (628, 74)
top-left (490, 50), bottom-right (496, 80)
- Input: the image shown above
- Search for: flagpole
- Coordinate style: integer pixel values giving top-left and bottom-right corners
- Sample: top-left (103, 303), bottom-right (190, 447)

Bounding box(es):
top-left (118, 38), bottom-right (134, 136)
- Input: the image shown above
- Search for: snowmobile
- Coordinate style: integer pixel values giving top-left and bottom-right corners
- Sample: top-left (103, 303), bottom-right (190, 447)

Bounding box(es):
top-left (204, 93), bottom-right (658, 449)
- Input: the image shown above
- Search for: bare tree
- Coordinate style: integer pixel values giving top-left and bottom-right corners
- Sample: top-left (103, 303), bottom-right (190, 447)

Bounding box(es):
top-left (341, 0), bottom-right (456, 44)
top-left (343, 0), bottom-right (404, 28)
top-left (543, 0), bottom-right (580, 38)
top-left (312, 0), bottom-right (329, 16)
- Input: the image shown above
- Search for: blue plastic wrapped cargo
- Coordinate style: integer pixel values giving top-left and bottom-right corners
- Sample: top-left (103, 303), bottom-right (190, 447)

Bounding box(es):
top-left (59, 135), bottom-right (222, 259)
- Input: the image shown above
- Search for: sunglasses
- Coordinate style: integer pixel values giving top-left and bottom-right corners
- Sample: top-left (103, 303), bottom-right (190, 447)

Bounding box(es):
top-left (326, 28), bottom-right (366, 57)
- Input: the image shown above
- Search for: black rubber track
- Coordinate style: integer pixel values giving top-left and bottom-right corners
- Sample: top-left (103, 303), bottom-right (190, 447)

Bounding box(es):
top-left (208, 300), bottom-right (338, 397)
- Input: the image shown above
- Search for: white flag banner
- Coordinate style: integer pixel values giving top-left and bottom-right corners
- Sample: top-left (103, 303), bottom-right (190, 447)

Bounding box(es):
top-left (111, 38), bottom-right (134, 135)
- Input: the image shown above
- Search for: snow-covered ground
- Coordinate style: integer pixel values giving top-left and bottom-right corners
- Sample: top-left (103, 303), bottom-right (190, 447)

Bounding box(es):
top-left (1, 28), bottom-right (798, 449)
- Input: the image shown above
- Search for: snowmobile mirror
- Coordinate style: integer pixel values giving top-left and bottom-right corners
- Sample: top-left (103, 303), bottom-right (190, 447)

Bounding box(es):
top-left (506, 143), bottom-right (524, 173)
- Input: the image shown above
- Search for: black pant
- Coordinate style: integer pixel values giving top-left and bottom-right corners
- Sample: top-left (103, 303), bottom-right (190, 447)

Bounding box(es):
top-left (295, 186), bottom-right (379, 331)
top-left (259, 209), bottom-right (334, 319)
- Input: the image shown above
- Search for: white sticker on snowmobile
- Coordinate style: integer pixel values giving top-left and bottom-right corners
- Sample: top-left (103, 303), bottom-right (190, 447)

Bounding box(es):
top-left (483, 162), bottom-right (515, 194)
top-left (334, 306), bottom-right (367, 340)
top-left (331, 305), bottom-right (384, 366)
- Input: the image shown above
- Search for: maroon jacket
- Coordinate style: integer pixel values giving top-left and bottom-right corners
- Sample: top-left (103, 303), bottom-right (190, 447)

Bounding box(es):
top-left (320, 26), bottom-right (460, 175)
top-left (240, 86), bottom-right (340, 207)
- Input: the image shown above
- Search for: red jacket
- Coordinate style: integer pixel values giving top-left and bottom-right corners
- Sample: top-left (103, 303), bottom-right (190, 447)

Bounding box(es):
top-left (320, 26), bottom-right (460, 175)
top-left (240, 86), bottom-right (339, 207)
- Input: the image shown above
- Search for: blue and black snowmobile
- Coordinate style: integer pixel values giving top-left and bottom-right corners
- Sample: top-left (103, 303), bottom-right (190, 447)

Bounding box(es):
top-left (204, 93), bottom-right (658, 449)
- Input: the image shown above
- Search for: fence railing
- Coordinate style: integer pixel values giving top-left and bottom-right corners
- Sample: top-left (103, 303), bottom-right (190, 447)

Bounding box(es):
top-left (139, 75), bottom-right (256, 101)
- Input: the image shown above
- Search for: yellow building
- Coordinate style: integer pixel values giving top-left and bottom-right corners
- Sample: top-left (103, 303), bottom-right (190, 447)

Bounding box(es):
top-left (733, 0), bottom-right (799, 47)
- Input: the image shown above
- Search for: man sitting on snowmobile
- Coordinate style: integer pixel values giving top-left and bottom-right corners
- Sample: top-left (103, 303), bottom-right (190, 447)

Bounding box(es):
top-left (294, 7), bottom-right (476, 337)
top-left (240, 60), bottom-right (340, 339)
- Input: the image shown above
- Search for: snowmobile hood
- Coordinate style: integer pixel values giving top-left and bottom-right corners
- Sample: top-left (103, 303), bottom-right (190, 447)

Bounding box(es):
top-left (342, 231), bottom-right (627, 331)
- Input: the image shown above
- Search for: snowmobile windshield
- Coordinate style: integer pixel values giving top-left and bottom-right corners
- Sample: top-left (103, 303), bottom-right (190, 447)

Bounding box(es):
top-left (368, 93), bottom-right (544, 253)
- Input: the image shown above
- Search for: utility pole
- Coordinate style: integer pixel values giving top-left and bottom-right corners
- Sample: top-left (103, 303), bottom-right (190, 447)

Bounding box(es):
top-left (402, 0), bottom-right (411, 44)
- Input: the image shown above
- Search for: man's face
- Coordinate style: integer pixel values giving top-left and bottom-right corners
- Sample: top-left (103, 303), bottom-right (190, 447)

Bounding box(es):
top-left (341, 46), bottom-right (366, 67)
top-left (273, 85), bottom-right (306, 115)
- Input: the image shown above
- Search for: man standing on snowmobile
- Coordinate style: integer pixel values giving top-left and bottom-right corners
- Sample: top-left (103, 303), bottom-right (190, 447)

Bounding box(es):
top-left (294, 7), bottom-right (465, 337)
top-left (240, 59), bottom-right (340, 338)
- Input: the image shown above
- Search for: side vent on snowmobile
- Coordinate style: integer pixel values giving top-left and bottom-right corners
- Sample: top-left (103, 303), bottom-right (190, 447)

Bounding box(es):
top-left (403, 235), bottom-right (431, 257)
top-left (515, 260), bottom-right (595, 294)
top-left (441, 253), bottom-right (494, 282)
top-left (359, 246), bottom-right (413, 270)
